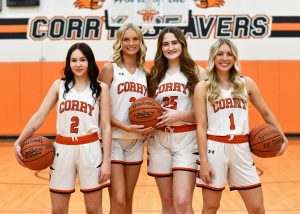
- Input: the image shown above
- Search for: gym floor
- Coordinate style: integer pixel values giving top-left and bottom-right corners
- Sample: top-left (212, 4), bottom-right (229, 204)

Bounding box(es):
top-left (0, 138), bottom-right (300, 214)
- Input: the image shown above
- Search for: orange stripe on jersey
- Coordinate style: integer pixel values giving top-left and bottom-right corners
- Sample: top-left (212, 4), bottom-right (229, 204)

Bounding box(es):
top-left (271, 23), bottom-right (300, 31)
top-left (0, 25), bottom-right (27, 33)
top-left (56, 133), bottom-right (99, 145)
top-left (207, 134), bottom-right (249, 144)
top-left (158, 124), bottom-right (197, 133)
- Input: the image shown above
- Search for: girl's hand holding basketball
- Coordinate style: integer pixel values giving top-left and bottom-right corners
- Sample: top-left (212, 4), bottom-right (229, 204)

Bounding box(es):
top-left (276, 138), bottom-right (288, 156)
top-left (156, 107), bottom-right (180, 128)
top-left (199, 161), bottom-right (215, 185)
top-left (127, 124), bottom-right (154, 135)
top-left (99, 160), bottom-right (111, 184)
top-left (13, 142), bottom-right (26, 167)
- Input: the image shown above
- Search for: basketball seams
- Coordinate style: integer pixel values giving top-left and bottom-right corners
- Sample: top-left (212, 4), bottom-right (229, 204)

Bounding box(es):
top-left (130, 107), bottom-right (163, 113)
top-left (249, 124), bottom-right (283, 158)
top-left (21, 135), bottom-right (54, 170)
top-left (249, 124), bottom-right (272, 142)
top-left (249, 134), bottom-right (282, 147)
top-left (129, 97), bottom-right (163, 128)
top-left (131, 118), bottom-right (159, 124)
top-left (22, 150), bottom-right (54, 162)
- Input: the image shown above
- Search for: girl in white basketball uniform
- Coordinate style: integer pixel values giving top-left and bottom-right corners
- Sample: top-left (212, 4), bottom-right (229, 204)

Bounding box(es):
top-left (99, 23), bottom-right (153, 214)
top-left (14, 43), bottom-right (111, 213)
top-left (194, 38), bottom-right (288, 213)
top-left (147, 27), bottom-right (205, 213)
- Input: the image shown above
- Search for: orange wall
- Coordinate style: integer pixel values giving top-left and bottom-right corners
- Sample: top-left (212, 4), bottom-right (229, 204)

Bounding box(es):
top-left (0, 60), bottom-right (299, 136)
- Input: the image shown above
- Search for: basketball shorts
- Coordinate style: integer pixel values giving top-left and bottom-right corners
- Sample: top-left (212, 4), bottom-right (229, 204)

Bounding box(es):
top-left (111, 138), bottom-right (145, 165)
top-left (196, 137), bottom-right (261, 191)
top-left (50, 135), bottom-right (110, 193)
top-left (147, 128), bottom-right (198, 177)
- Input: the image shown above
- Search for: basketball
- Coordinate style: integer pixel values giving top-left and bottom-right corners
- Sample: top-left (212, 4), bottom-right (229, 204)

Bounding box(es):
top-left (129, 97), bottom-right (163, 128)
top-left (249, 124), bottom-right (283, 158)
top-left (21, 135), bottom-right (55, 170)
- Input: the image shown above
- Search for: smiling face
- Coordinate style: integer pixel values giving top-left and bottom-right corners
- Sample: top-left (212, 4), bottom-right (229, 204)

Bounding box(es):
top-left (121, 28), bottom-right (141, 56)
top-left (161, 32), bottom-right (182, 63)
top-left (214, 43), bottom-right (235, 73)
top-left (70, 49), bottom-right (88, 78)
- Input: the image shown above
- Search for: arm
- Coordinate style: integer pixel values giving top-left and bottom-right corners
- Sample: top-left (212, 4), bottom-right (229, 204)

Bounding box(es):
top-left (14, 79), bottom-right (60, 166)
top-left (245, 76), bottom-right (288, 156)
top-left (99, 62), bottom-right (153, 134)
top-left (194, 81), bottom-right (214, 184)
top-left (98, 82), bottom-right (112, 183)
top-left (98, 62), bottom-right (114, 88)
top-left (156, 108), bottom-right (196, 127)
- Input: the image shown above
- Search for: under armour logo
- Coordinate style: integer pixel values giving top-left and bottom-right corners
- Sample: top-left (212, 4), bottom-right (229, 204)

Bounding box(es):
top-left (208, 150), bottom-right (215, 154)
top-left (55, 153), bottom-right (59, 157)
top-left (119, 73), bottom-right (124, 75)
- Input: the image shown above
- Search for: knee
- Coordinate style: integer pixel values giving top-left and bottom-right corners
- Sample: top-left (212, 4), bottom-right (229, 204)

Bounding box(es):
top-left (174, 198), bottom-right (192, 213)
top-left (203, 201), bottom-right (220, 213)
top-left (111, 196), bottom-right (126, 212)
top-left (161, 196), bottom-right (174, 209)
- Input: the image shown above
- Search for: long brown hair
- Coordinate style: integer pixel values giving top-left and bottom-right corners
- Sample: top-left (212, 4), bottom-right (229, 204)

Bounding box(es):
top-left (147, 27), bottom-right (199, 97)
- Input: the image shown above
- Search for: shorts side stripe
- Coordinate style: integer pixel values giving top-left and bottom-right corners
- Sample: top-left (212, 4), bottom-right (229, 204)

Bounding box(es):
top-left (196, 184), bottom-right (225, 191)
top-left (148, 172), bottom-right (173, 177)
top-left (50, 188), bottom-right (75, 194)
top-left (112, 160), bottom-right (143, 165)
top-left (229, 183), bottom-right (261, 191)
top-left (81, 183), bottom-right (111, 193)
top-left (172, 167), bottom-right (197, 173)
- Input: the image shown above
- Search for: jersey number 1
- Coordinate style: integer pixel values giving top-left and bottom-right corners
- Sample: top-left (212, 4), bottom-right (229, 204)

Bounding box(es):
top-left (229, 113), bottom-right (235, 130)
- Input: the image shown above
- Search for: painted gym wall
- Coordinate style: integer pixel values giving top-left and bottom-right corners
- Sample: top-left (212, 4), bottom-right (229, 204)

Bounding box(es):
top-left (0, 0), bottom-right (299, 136)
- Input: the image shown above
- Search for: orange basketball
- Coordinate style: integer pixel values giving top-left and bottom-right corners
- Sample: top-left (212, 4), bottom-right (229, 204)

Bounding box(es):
top-left (129, 97), bottom-right (163, 128)
top-left (21, 135), bottom-right (55, 170)
top-left (249, 124), bottom-right (283, 158)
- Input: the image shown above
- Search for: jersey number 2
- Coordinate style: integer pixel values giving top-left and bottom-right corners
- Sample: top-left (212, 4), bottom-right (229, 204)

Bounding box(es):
top-left (229, 113), bottom-right (235, 130)
top-left (70, 116), bottom-right (79, 133)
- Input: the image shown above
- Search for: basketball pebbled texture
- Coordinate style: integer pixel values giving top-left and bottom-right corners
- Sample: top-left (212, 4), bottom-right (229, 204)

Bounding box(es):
top-left (21, 135), bottom-right (55, 170)
top-left (129, 97), bottom-right (163, 128)
top-left (249, 124), bottom-right (283, 158)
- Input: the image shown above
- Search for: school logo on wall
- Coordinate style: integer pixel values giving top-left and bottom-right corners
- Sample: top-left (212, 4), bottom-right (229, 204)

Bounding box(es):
top-left (0, 0), bottom-right (299, 40)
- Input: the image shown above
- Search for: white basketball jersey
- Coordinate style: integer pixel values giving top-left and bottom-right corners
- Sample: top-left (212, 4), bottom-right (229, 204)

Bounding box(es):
top-left (206, 79), bottom-right (249, 135)
top-left (155, 70), bottom-right (194, 126)
top-left (110, 63), bottom-right (147, 139)
top-left (56, 80), bottom-right (99, 137)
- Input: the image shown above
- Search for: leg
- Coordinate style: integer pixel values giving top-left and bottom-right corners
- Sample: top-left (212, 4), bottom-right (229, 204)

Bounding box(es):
top-left (202, 188), bottom-right (222, 214)
top-left (173, 171), bottom-right (196, 214)
top-left (109, 164), bottom-right (126, 214)
top-left (50, 192), bottom-right (71, 214)
top-left (238, 187), bottom-right (265, 214)
top-left (155, 176), bottom-right (175, 214)
top-left (124, 164), bottom-right (142, 214)
top-left (84, 190), bottom-right (103, 214)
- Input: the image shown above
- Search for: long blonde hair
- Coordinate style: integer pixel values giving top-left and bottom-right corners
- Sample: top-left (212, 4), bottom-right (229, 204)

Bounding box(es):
top-left (206, 38), bottom-right (247, 104)
top-left (112, 23), bottom-right (147, 71)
